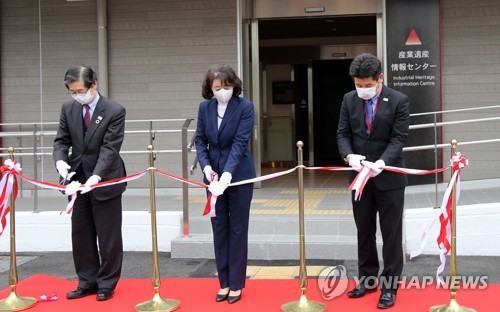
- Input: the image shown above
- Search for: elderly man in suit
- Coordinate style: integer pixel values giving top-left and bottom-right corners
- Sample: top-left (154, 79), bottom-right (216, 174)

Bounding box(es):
top-left (337, 53), bottom-right (410, 309)
top-left (53, 65), bottom-right (126, 301)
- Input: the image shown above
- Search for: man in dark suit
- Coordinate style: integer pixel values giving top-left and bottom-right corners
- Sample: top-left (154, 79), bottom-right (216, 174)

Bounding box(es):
top-left (337, 53), bottom-right (409, 309)
top-left (53, 66), bottom-right (126, 301)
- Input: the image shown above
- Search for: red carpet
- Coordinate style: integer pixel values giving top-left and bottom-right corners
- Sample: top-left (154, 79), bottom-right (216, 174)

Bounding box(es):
top-left (0, 275), bottom-right (496, 311)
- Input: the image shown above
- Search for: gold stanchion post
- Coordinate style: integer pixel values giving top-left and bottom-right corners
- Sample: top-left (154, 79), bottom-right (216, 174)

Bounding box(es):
top-left (281, 141), bottom-right (326, 312)
top-left (0, 147), bottom-right (37, 311)
top-left (135, 145), bottom-right (180, 312)
top-left (429, 140), bottom-right (476, 312)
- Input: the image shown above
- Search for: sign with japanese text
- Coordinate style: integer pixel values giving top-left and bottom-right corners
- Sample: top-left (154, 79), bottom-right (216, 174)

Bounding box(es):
top-left (386, 0), bottom-right (442, 184)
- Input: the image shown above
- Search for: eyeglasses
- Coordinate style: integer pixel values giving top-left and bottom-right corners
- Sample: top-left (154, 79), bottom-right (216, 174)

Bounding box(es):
top-left (68, 87), bottom-right (90, 96)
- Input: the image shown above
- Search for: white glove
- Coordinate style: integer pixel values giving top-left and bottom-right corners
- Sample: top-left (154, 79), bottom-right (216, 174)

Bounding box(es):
top-left (203, 165), bottom-right (218, 182)
top-left (369, 159), bottom-right (385, 177)
top-left (208, 181), bottom-right (228, 197)
top-left (348, 154), bottom-right (366, 172)
top-left (219, 172), bottom-right (232, 185)
top-left (56, 160), bottom-right (74, 180)
top-left (81, 175), bottom-right (101, 194)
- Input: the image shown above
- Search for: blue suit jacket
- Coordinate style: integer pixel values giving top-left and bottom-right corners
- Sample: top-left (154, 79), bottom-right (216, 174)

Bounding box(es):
top-left (195, 96), bottom-right (256, 183)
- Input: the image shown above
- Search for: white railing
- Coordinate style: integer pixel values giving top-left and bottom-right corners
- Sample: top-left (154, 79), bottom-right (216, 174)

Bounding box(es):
top-left (0, 118), bottom-right (196, 236)
top-left (1, 104), bottom-right (499, 235)
top-left (404, 104), bottom-right (500, 208)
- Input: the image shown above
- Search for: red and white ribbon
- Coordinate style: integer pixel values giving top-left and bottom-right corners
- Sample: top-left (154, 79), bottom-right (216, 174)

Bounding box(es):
top-left (78, 170), bottom-right (149, 193)
top-left (0, 157), bottom-right (455, 227)
top-left (348, 162), bottom-right (449, 201)
top-left (156, 168), bottom-right (207, 188)
top-left (409, 153), bottom-right (468, 284)
top-left (306, 166), bottom-right (354, 171)
top-left (202, 172), bottom-right (218, 217)
top-left (204, 163), bottom-right (449, 216)
top-left (203, 193), bottom-right (218, 217)
top-left (14, 172), bottom-right (72, 214)
top-left (229, 166), bottom-right (304, 187)
top-left (38, 293), bottom-right (58, 302)
top-left (61, 170), bottom-right (148, 214)
top-left (348, 166), bottom-right (372, 201)
top-left (0, 160), bottom-right (22, 237)
top-left (204, 166), bottom-right (304, 217)
top-left (14, 170), bottom-right (148, 215)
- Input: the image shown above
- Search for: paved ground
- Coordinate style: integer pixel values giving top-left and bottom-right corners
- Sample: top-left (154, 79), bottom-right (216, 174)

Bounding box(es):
top-left (1, 252), bottom-right (499, 291)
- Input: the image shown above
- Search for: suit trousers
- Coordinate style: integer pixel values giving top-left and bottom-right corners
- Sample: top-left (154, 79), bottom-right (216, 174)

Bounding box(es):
top-left (71, 191), bottom-right (123, 290)
top-left (211, 183), bottom-right (253, 291)
top-left (352, 179), bottom-right (404, 294)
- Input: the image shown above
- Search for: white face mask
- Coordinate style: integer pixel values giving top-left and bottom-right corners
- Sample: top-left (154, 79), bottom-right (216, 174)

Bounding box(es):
top-left (212, 87), bottom-right (233, 105)
top-left (356, 82), bottom-right (379, 100)
top-left (71, 89), bottom-right (94, 104)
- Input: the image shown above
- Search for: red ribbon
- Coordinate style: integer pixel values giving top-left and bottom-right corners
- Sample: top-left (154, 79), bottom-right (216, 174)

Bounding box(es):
top-left (0, 159), bottom-right (460, 224)
top-left (0, 163), bottom-right (21, 237)
top-left (38, 293), bottom-right (58, 302)
top-left (203, 194), bottom-right (213, 216)
top-left (349, 163), bottom-right (449, 201)
top-left (203, 171), bottom-right (218, 217)
top-left (436, 153), bottom-right (468, 257)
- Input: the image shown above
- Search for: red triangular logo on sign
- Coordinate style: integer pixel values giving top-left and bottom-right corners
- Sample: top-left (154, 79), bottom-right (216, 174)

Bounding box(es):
top-left (405, 28), bottom-right (422, 45)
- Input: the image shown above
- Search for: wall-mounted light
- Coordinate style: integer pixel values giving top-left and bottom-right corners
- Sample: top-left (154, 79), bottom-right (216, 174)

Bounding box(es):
top-left (304, 7), bottom-right (325, 13)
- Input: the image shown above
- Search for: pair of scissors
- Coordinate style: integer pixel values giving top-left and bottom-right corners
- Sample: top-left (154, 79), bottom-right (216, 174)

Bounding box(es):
top-left (59, 171), bottom-right (76, 195)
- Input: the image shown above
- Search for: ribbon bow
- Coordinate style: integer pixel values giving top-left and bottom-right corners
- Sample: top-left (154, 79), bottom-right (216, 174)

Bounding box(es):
top-left (4, 159), bottom-right (22, 173)
top-left (451, 152), bottom-right (468, 171)
top-left (0, 160), bottom-right (21, 237)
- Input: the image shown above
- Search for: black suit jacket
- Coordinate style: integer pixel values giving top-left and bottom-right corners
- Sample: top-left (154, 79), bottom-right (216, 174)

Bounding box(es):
top-left (337, 86), bottom-right (410, 191)
top-left (53, 95), bottom-right (127, 201)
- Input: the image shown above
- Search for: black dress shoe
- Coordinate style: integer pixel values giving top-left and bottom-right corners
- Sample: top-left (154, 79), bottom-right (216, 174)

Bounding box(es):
top-left (228, 290), bottom-right (242, 304)
top-left (216, 292), bottom-right (229, 302)
top-left (96, 288), bottom-right (114, 301)
top-left (377, 292), bottom-right (396, 309)
top-left (347, 285), bottom-right (377, 298)
top-left (66, 287), bottom-right (98, 299)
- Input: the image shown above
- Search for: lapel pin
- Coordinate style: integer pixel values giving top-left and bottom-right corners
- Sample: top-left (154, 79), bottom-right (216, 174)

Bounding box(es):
top-left (96, 116), bottom-right (103, 124)
top-left (383, 98), bottom-right (389, 101)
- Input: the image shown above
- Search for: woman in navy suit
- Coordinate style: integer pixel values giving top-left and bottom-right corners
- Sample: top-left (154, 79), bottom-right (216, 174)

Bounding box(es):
top-left (195, 64), bottom-right (256, 304)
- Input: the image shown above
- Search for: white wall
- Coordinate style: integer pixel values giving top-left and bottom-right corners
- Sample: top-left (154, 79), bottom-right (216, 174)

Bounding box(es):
top-left (0, 211), bottom-right (182, 252)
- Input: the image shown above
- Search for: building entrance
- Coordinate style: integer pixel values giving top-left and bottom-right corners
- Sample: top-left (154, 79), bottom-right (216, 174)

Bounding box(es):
top-left (257, 16), bottom-right (378, 167)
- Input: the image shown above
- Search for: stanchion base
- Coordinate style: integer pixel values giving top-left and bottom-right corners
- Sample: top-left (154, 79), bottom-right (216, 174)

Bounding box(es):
top-left (135, 293), bottom-right (180, 312)
top-left (429, 299), bottom-right (477, 312)
top-left (281, 295), bottom-right (327, 312)
top-left (0, 291), bottom-right (37, 312)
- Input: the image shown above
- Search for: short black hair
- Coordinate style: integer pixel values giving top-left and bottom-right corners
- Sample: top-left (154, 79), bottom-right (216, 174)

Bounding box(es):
top-left (64, 65), bottom-right (97, 89)
top-left (201, 64), bottom-right (243, 99)
top-left (349, 53), bottom-right (382, 80)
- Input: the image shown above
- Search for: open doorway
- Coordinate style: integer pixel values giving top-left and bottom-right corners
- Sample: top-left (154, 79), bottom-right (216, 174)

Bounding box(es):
top-left (258, 16), bottom-right (377, 168)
